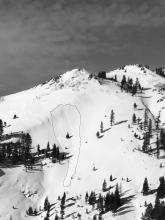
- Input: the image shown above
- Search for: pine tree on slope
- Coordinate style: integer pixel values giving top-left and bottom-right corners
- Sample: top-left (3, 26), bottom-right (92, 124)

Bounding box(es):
top-left (142, 178), bottom-right (149, 195)
top-left (110, 110), bottom-right (115, 126)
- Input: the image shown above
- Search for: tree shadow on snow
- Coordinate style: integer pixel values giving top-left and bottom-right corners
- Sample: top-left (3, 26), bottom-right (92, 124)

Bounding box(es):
top-left (65, 202), bottom-right (75, 208)
top-left (111, 177), bottom-right (117, 182)
top-left (102, 128), bottom-right (111, 133)
top-left (114, 120), bottom-right (128, 126)
top-left (104, 185), bottom-right (114, 192)
top-left (65, 212), bottom-right (77, 218)
top-left (120, 189), bottom-right (132, 197)
top-left (116, 208), bottom-right (135, 216)
top-left (114, 194), bottom-right (136, 216)
top-left (121, 194), bottom-right (136, 205)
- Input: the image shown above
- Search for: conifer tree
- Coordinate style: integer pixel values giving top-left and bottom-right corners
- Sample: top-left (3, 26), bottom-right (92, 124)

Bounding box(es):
top-left (114, 184), bottom-right (121, 211)
top-left (114, 75), bottom-right (117, 82)
top-left (24, 133), bottom-right (32, 159)
top-left (85, 192), bottom-right (89, 203)
top-left (105, 193), bottom-right (111, 211)
top-left (140, 122), bottom-right (143, 130)
top-left (132, 113), bottom-right (136, 124)
top-left (156, 136), bottom-right (160, 159)
top-left (102, 179), bottom-right (107, 192)
top-left (144, 109), bottom-right (148, 130)
top-left (34, 208), bottom-right (37, 215)
top-left (52, 144), bottom-right (57, 158)
top-left (97, 193), bottom-right (104, 213)
top-left (60, 204), bottom-right (65, 219)
top-left (47, 142), bottom-right (50, 151)
top-left (156, 112), bottom-right (161, 130)
top-left (110, 110), bottom-right (115, 126)
top-left (121, 75), bottom-right (126, 89)
top-left (44, 197), bottom-right (50, 211)
top-left (144, 201), bottom-right (147, 207)
top-left (134, 103), bottom-right (137, 109)
top-left (37, 144), bottom-right (40, 154)
top-left (0, 119), bottom-right (3, 137)
top-left (132, 83), bottom-right (137, 95)
top-left (154, 195), bottom-right (161, 218)
top-left (160, 129), bottom-right (165, 150)
top-left (157, 176), bottom-right (165, 198)
top-left (144, 203), bottom-right (153, 218)
top-left (89, 191), bottom-right (96, 206)
top-left (96, 131), bottom-right (100, 138)
top-left (110, 175), bottom-right (113, 181)
top-left (28, 206), bottom-right (33, 215)
top-left (100, 121), bottom-right (103, 133)
top-left (26, 133), bottom-right (32, 149)
top-left (148, 119), bottom-right (152, 137)
top-left (56, 147), bottom-right (60, 160)
top-left (61, 192), bottom-right (66, 207)
top-left (142, 134), bottom-right (148, 153)
top-left (146, 132), bottom-right (150, 146)
top-left (142, 178), bottom-right (149, 195)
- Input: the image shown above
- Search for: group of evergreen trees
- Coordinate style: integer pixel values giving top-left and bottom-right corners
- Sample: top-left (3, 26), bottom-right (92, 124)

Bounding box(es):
top-left (138, 106), bottom-right (165, 158)
top-left (0, 133), bottom-right (67, 167)
top-left (137, 109), bottom-right (160, 156)
top-left (98, 71), bottom-right (106, 79)
top-left (142, 116), bottom-right (165, 157)
top-left (143, 198), bottom-right (165, 220)
top-left (34, 196), bottom-right (61, 220)
top-left (142, 176), bottom-right (165, 219)
top-left (37, 180), bottom-right (121, 220)
top-left (26, 206), bottom-right (38, 216)
top-left (86, 182), bottom-right (121, 215)
top-left (43, 193), bottom-right (66, 220)
top-left (97, 110), bottom-right (115, 138)
top-left (0, 132), bottom-right (34, 166)
top-left (121, 75), bottom-right (142, 95)
top-left (37, 142), bottom-right (66, 163)
top-left (156, 68), bottom-right (165, 77)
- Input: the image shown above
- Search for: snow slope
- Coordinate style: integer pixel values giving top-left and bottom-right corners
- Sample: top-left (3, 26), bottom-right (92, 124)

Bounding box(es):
top-left (0, 66), bottom-right (165, 219)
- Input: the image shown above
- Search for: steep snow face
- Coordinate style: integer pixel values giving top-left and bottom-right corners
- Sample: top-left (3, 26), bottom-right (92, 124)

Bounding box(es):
top-left (0, 66), bottom-right (165, 220)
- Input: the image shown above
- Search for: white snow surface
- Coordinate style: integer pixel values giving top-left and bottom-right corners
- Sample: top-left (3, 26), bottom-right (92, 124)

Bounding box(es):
top-left (0, 66), bottom-right (165, 219)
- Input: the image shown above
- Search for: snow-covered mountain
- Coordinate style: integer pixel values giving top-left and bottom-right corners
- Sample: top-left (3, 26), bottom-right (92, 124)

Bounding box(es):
top-left (0, 65), bottom-right (165, 220)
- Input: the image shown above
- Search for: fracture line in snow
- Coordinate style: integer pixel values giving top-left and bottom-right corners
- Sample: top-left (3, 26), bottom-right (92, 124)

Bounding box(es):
top-left (50, 104), bottom-right (81, 187)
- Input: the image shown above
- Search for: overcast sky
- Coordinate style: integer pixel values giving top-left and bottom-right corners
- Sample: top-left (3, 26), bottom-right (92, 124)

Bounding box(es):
top-left (0, 0), bottom-right (165, 95)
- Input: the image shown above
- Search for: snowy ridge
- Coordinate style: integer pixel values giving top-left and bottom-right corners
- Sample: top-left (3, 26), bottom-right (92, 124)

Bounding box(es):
top-left (107, 64), bottom-right (163, 88)
top-left (35, 68), bottom-right (90, 91)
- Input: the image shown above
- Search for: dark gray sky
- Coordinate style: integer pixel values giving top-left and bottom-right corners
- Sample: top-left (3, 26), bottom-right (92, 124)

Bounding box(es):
top-left (0, 0), bottom-right (165, 95)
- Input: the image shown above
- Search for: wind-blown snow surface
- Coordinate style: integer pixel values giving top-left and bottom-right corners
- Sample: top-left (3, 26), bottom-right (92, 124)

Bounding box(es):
top-left (0, 66), bottom-right (165, 219)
